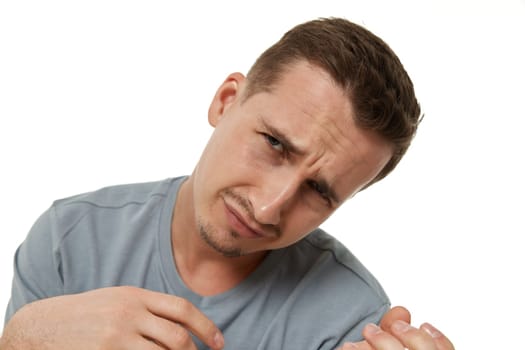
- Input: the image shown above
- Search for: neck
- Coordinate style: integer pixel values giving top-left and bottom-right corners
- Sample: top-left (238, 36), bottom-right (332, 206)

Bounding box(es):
top-left (171, 177), bottom-right (267, 296)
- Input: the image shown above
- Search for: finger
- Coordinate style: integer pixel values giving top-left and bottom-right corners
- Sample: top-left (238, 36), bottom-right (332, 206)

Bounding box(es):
top-left (143, 291), bottom-right (224, 349)
top-left (390, 320), bottom-right (437, 350)
top-left (362, 323), bottom-right (405, 350)
top-left (337, 340), bottom-right (374, 350)
top-left (421, 323), bottom-right (456, 350)
top-left (140, 315), bottom-right (198, 350)
top-left (379, 305), bottom-right (411, 331)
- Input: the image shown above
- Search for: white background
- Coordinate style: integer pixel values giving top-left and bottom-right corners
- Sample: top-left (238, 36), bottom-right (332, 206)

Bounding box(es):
top-left (1, 1), bottom-right (524, 348)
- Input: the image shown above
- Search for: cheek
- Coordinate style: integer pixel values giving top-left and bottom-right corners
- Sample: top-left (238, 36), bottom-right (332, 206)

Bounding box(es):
top-left (198, 134), bottom-right (266, 189)
top-left (231, 137), bottom-right (272, 175)
top-left (279, 205), bottom-right (332, 243)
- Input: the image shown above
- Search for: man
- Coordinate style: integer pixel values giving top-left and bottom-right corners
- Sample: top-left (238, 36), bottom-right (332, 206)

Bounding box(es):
top-left (1, 17), bottom-right (454, 349)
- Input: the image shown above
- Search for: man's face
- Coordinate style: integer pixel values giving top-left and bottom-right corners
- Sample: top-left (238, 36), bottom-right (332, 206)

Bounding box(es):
top-left (186, 60), bottom-right (392, 257)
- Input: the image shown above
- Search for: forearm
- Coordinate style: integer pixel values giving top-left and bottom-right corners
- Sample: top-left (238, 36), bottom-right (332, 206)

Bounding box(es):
top-left (0, 333), bottom-right (19, 350)
top-left (0, 287), bottom-right (224, 350)
top-left (1, 304), bottom-right (43, 350)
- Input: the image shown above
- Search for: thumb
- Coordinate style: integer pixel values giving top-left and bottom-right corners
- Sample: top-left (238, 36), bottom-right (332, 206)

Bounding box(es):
top-left (379, 305), bottom-right (411, 331)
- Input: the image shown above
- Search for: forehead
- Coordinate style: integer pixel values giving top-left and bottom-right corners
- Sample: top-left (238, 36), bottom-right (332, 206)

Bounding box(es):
top-left (248, 61), bottom-right (354, 144)
top-left (241, 61), bottom-right (393, 199)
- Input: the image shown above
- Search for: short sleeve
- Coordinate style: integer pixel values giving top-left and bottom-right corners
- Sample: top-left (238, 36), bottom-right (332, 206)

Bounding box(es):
top-left (4, 205), bottom-right (64, 324)
top-left (329, 302), bottom-right (390, 349)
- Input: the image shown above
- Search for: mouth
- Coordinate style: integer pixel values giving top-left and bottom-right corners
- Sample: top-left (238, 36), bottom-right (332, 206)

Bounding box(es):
top-left (223, 201), bottom-right (267, 239)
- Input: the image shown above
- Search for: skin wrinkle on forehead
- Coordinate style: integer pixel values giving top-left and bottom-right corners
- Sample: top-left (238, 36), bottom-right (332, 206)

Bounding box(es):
top-left (285, 61), bottom-right (356, 146)
top-left (256, 114), bottom-right (342, 205)
top-left (276, 103), bottom-right (366, 202)
top-left (257, 109), bottom-right (341, 180)
top-left (235, 60), bottom-right (391, 208)
top-left (300, 116), bottom-right (391, 201)
top-left (268, 61), bottom-right (361, 160)
top-left (256, 102), bottom-right (379, 204)
top-left (291, 90), bottom-right (394, 196)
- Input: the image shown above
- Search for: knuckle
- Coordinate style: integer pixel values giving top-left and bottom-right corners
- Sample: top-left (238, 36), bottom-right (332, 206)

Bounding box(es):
top-left (171, 324), bottom-right (192, 346)
top-left (173, 297), bottom-right (193, 315)
top-left (404, 328), bottom-right (435, 349)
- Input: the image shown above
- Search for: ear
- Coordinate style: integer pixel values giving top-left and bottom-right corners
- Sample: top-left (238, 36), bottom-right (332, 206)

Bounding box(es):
top-left (208, 72), bottom-right (246, 127)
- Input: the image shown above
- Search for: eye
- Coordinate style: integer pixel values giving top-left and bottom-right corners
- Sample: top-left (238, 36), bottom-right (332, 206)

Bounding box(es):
top-left (307, 180), bottom-right (331, 204)
top-left (264, 134), bottom-right (284, 152)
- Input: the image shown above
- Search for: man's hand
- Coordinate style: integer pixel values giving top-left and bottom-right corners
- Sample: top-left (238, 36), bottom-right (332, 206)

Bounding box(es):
top-left (0, 286), bottom-right (224, 350)
top-left (337, 306), bottom-right (455, 350)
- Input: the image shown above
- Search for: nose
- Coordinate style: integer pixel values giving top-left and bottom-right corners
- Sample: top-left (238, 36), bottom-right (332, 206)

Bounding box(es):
top-left (250, 172), bottom-right (300, 226)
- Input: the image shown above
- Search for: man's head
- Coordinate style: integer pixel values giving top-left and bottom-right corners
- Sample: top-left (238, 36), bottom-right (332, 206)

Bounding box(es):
top-left (181, 17), bottom-right (419, 257)
top-left (243, 17), bottom-right (421, 186)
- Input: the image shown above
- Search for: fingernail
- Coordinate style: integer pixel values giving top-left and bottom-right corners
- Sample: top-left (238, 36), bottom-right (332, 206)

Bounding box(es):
top-left (421, 322), bottom-right (443, 338)
top-left (214, 331), bottom-right (224, 348)
top-left (391, 320), bottom-right (412, 333)
top-left (364, 323), bottom-right (382, 335)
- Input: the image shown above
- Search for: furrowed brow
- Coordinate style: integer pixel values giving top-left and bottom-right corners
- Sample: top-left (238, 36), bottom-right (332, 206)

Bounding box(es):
top-left (258, 116), bottom-right (342, 204)
top-left (316, 178), bottom-right (341, 204)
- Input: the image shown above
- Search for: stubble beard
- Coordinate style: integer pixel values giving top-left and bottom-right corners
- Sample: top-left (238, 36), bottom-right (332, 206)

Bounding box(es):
top-left (197, 218), bottom-right (243, 258)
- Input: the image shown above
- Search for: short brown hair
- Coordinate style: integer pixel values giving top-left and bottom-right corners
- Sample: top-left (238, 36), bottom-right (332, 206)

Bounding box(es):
top-left (244, 17), bottom-right (421, 186)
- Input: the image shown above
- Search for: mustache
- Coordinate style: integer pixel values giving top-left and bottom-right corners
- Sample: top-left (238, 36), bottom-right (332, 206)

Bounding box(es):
top-left (223, 189), bottom-right (282, 238)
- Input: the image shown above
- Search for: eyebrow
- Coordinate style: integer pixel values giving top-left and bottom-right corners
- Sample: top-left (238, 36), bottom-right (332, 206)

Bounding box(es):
top-left (258, 116), bottom-right (341, 205)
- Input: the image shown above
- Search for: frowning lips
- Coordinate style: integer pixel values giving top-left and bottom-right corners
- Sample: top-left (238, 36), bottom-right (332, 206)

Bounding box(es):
top-left (222, 192), bottom-right (280, 239)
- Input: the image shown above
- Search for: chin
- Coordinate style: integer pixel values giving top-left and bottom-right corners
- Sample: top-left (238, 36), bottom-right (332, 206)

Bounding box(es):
top-left (197, 218), bottom-right (245, 258)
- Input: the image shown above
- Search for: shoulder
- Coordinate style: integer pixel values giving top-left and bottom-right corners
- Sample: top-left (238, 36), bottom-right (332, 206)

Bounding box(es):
top-left (53, 177), bottom-right (177, 210)
top-left (44, 177), bottom-right (184, 253)
top-left (47, 177), bottom-right (184, 289)
top-left (260, 229), bottom-right (390, 346)
top-left (50, 178), bottom-right (178, 224)
top-left (300, 228), bottom-right (389, 304)
top-left (281, 228), bottom-right (389, 316)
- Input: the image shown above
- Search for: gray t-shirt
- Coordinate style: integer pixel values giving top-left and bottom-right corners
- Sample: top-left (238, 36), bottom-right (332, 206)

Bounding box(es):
top-left (5, 177), bottom-right (390, 349)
